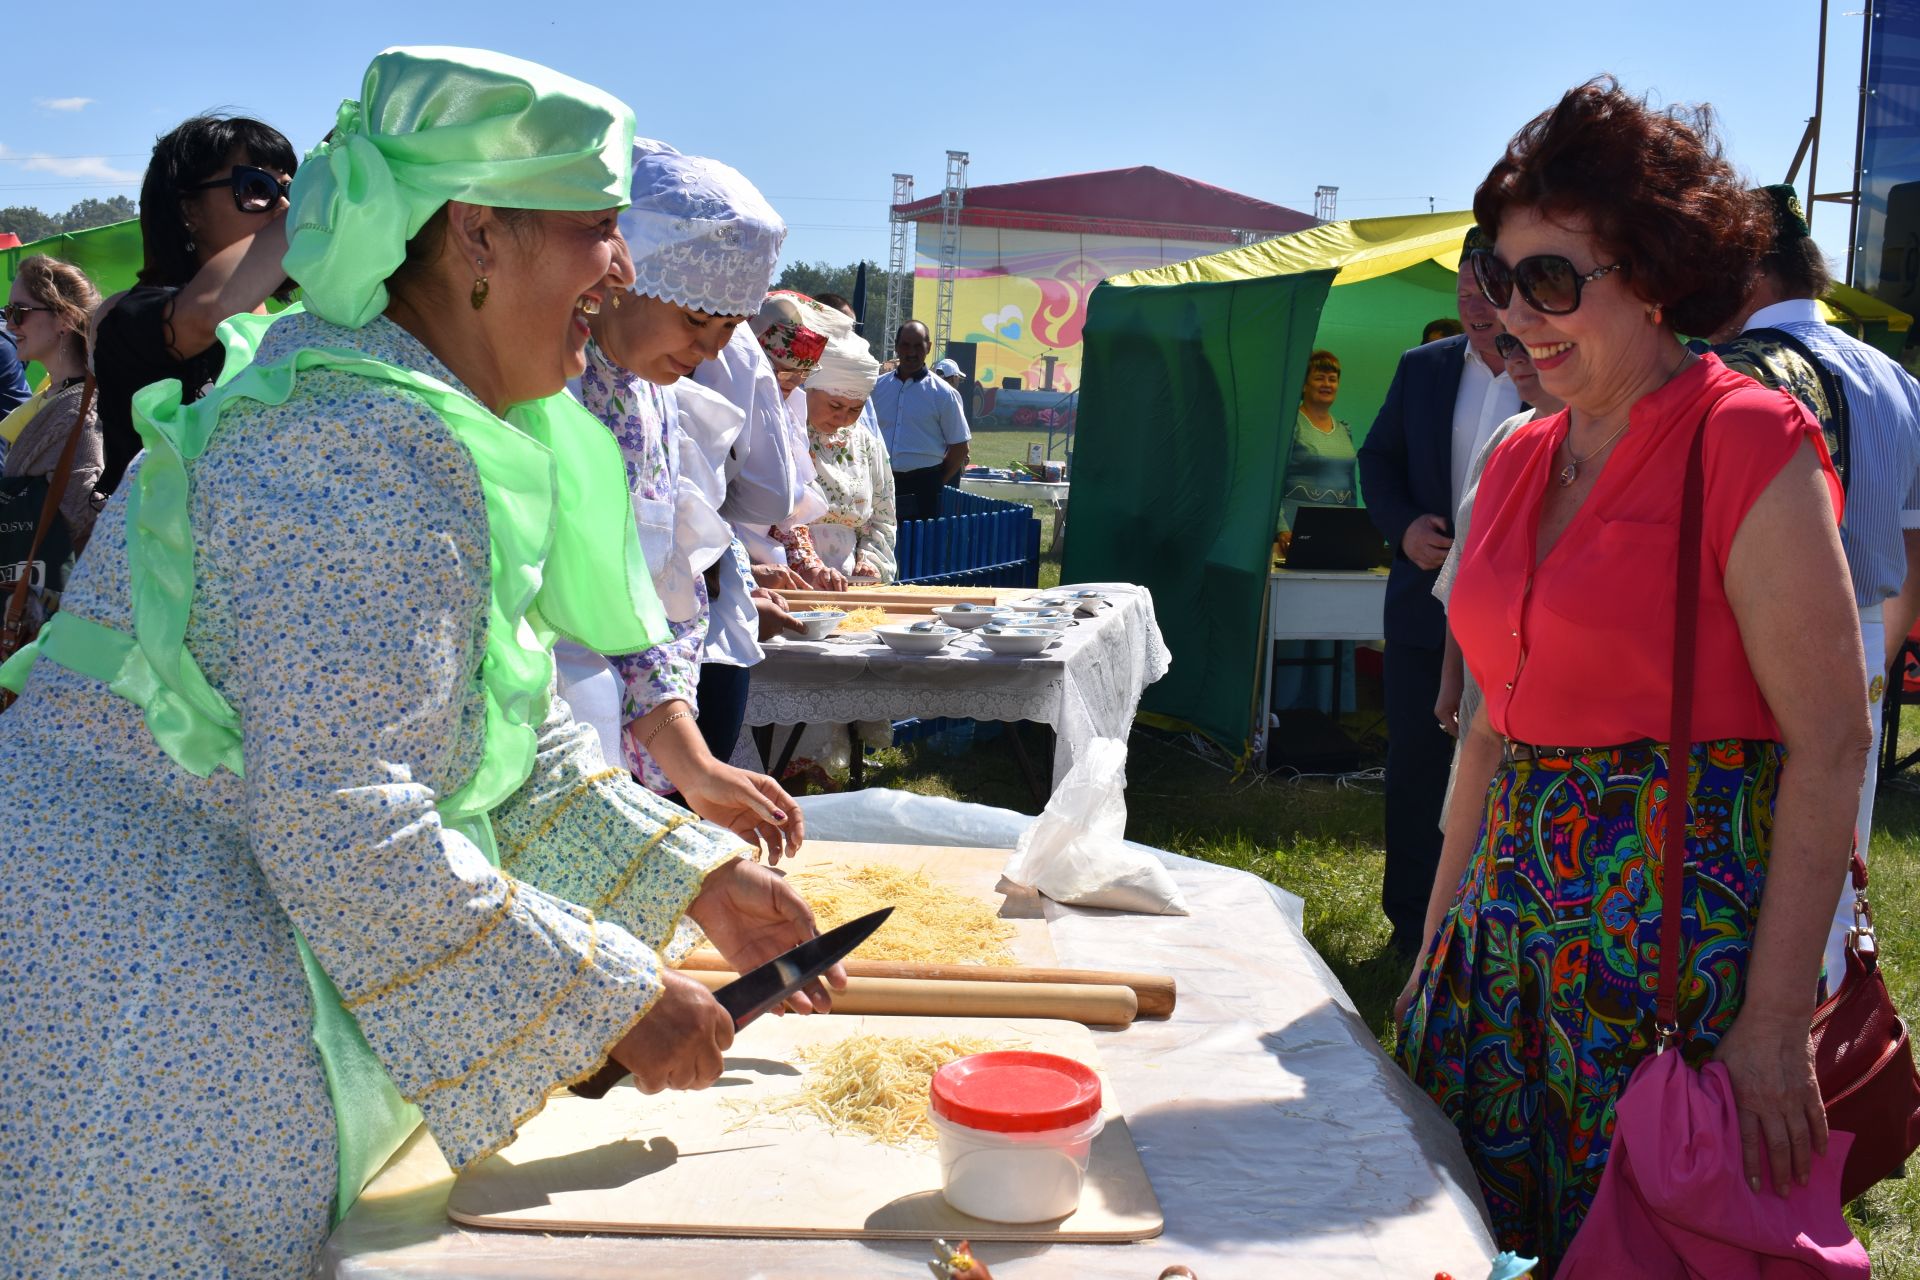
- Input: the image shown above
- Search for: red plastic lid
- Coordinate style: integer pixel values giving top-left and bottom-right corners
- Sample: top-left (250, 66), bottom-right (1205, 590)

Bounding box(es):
top-left (929, 1051), bottom-right (1102, 1133)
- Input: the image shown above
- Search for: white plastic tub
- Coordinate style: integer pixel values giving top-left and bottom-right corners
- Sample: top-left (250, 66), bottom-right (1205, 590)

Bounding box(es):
top-left (928, 1051), bottom-right (1106, 1222)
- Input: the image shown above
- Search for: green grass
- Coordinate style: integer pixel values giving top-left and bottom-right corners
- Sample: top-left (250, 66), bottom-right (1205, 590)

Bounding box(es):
top-left (966, 425), bottom-right (1061, 472)
top-left (842, 710), bottom-right (1920, 1276)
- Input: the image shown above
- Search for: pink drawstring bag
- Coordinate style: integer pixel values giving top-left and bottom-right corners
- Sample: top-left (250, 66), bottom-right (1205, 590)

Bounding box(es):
top-left (1558, 1052), bottom-right (1867, 1279)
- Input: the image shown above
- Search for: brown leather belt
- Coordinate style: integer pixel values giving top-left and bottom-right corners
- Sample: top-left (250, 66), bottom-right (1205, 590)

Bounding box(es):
top-left (1501, 737), bottom-right (1656, 764)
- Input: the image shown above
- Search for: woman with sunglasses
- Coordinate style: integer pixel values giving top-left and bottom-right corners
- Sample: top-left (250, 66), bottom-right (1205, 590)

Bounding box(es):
top-left (0, 49), bottom-right (838, 1277)
top-left (0, 257), bottom-right (104, 555)
top-left (90, 115), bottom-right (297, 495)
top-left (1395, 78), bottom-right (1868, 1271)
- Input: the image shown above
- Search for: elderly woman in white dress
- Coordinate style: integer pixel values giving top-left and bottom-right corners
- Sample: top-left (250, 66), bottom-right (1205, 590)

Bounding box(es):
top-left (797, 330), bottom-right (895, 582)
top-left (552, 139), bottom-right (803, 858)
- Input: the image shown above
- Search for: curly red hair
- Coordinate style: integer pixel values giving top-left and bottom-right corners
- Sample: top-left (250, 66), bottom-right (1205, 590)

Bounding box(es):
top-left (1473, 77), bottom-right (1768, 338)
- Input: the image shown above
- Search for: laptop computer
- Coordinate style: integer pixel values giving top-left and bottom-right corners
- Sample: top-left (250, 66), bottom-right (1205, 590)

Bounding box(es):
top-left (1285, 506), bottom-right (1391, 572)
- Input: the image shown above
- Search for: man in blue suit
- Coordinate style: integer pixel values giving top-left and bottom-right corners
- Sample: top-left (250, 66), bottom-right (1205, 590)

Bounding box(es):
top-left (1357, 230), bottom-right (1520, 957)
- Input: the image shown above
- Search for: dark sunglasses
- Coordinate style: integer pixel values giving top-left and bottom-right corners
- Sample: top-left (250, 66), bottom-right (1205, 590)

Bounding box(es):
top-left (1472, 250), bottom-right (1626, 315)
top-left (1, 303), bottom-right (50, 328)
top-left (180, 164), bottom-right (290, 213)
top-left (1493, 332), bottom-right (1524, 360)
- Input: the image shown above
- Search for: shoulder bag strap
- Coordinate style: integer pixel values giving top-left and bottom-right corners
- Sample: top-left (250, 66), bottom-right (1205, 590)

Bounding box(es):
top-left (3, 375), bottom-right (96, 635)
top-left (1656, 396), bottom-right (1713, 1051)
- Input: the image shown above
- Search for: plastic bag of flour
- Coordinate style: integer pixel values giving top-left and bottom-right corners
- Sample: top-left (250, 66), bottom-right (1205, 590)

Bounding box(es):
top-left (1002, 737), bottom-right (1189, 915)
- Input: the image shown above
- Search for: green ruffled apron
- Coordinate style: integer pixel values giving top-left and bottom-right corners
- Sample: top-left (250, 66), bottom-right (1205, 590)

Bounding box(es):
top-left (1, 308), bottom-right (668, 1222)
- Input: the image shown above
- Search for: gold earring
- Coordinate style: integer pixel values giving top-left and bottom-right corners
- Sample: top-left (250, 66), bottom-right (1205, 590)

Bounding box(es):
top-left (611, 292), bottom-right (622, 310)
top-left (470, 259), bottom-right (489, 311)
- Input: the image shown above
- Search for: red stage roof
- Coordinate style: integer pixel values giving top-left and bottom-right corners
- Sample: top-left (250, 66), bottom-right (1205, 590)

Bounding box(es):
top-left (0, 233), bottom-right (21, 250)
top-left (890, 165), bottom-right (1314, 242)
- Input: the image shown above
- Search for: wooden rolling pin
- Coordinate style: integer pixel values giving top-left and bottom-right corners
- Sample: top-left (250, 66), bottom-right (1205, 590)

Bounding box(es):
top-left (680, 969), bottom-right (1138, 1028)
top-left (678, 953), bottom-right (1175, 1019)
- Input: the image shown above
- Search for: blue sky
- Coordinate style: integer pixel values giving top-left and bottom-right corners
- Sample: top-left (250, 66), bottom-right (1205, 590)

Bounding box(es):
top-left (1, 1), bottom-right (1866, 271)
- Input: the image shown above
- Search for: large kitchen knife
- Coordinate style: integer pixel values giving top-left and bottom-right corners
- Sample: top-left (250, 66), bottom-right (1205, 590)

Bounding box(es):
top-left (570, 906), bottom-right (892, 1099)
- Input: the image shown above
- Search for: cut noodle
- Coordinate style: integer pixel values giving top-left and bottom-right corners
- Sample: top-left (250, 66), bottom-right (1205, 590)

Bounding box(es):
top-left (790, 864), bottom-right (1017, 966)
top-left (836, 606), bottom-right (891, 632)
top-left (767, 1034), bottom-right (1010, 1145)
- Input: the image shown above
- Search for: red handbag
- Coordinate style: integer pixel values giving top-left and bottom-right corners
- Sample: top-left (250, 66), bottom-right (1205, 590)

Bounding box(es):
top-left (1811, 849), bottom-right (1920, 1202)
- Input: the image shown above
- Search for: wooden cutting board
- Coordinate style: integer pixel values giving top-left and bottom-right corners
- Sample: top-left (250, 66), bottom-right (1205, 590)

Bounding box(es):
top-left (773, 840), bottom-right (1056, 968)
top-left (447, 1013), bottom-right (1162, 1242)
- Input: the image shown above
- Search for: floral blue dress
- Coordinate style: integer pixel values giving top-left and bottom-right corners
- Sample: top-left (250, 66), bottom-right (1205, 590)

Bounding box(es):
top-left (576, 339), bottom-right (708, 792)
top-left (0, 311), bottom-right (746, 1277)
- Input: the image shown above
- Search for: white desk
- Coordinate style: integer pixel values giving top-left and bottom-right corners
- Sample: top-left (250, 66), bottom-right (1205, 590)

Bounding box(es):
top-left (1268, 568), bottom-right (1389, 642)
top-left (1260, 569), bottom-right (1390, 746)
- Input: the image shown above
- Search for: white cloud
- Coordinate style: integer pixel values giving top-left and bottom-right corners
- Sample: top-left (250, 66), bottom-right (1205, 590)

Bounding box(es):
top-left (14, 154), bottom-right (142, 184)
top-left (35, 98), bottom-right (93, 112)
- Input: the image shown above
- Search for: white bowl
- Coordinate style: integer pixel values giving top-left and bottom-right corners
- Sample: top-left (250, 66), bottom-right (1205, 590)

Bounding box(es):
top-left (874, 623), bottom-right (960, 654)
top-left (1016, 611), bottom-right (1076, 630)
top-left (933, 604), bottom-right (1012, 631)
top-left (1004, 596), bottom-right (1074, 613)
top-left (786, 609), bottom-right (846, 640)
top-left (976, 627), bottom-right (1055, 656)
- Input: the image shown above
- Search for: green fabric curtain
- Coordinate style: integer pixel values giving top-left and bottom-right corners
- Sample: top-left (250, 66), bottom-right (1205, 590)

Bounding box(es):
top-left (1063, 269), bottom-right (1333, 755)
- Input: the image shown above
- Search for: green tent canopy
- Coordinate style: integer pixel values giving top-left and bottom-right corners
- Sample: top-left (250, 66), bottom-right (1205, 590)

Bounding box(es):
top-left (1062, 212), bottom-right (1475, 758)
top-left (2, 218), bottom-right (145, 299)
top-left (1062, 211), bottom-right (1914, 759)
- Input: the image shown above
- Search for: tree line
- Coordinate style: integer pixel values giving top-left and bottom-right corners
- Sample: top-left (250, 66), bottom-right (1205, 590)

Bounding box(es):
top-left (0, 196), bottom-right (139, 244)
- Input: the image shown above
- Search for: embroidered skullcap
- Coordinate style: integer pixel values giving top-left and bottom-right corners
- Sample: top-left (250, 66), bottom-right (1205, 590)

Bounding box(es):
top-left (1761, 184), bottom-right (1813, 246)
top-left (752, 290), bottom-right (849, 373)
top-left (620, 139), bottom-right (786, 318)
top-left (1459, 224), bottom-right (1492, 265)
top-left (283, 46), bottom-right (636, 329)
top-left (805, 330), bottom-right (880, 400)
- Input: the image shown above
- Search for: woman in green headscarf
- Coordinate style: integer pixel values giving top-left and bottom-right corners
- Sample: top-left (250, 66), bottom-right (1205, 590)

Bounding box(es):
top-left (0, 46), bottom-right (837, 1278)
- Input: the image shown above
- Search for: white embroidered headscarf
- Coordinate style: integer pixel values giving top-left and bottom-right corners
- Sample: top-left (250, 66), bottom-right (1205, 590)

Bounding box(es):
top-left (805, 332), bottom-right (880, 401)
top-left (619, 138), bottom-right (786, 317)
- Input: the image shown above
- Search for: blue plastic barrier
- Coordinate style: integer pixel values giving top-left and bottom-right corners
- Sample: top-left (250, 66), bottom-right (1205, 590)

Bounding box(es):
top-left (894, 487), bottom-right (1042, 587)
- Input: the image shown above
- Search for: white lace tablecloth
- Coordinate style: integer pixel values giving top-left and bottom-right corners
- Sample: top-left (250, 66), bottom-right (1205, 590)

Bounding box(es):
top-left (746, 583), bottom-right (1171, 785)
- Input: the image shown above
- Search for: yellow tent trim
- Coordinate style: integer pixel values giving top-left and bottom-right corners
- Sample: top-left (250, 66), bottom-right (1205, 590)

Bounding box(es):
top-left (1107, 211), bottom-right (1478, 290)
top-left (1106, 208), bottom-right (1913, 338)
top-left (1820, 281), bottom-right (1911, 333)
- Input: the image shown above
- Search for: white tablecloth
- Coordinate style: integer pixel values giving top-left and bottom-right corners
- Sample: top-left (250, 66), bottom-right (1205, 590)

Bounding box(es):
top-left (745, 584), bottom-right (1170, 786)
top-left (321, 791), bottom-right (1496, 1280)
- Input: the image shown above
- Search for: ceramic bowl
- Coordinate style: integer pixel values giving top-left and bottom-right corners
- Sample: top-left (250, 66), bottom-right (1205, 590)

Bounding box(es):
top-left (874, 623), bottom-right (960, 654)
top-left (1016, 610), bottom-right (1076, 630)
top-left (976, 626), bottom-right (1056, 656)
top-left (933, 604), bottom-right (1013, 630)
top-left (1005, 595), bottom-right (1074, 613)
top-left (786, 609), bottom-right (846, 640)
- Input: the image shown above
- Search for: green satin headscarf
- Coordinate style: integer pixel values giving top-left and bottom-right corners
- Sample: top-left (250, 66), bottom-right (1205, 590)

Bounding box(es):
top-left (285, 45), bottom-right (637, 328)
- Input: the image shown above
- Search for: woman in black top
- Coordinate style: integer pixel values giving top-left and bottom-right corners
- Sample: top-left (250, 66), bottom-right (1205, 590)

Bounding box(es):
top-left (91, 115), bottom-right (296, 494)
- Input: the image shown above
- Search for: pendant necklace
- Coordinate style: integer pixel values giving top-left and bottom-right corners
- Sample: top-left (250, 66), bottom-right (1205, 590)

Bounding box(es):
top-left (1556, 417), bottom-right (1632, 487)
top-left (1556, 347), bottom-right (1694, 487)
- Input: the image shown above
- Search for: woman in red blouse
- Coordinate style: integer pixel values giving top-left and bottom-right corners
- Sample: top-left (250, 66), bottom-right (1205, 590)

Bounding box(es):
top-left (1394, 79), bottom-right (1871, 1272)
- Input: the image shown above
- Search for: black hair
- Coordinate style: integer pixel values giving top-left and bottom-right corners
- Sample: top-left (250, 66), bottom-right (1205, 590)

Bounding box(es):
top-left (1422, 317), bottom-right (1464, 343)
top-left (136, 114), bottom-right (298, 289)
top-left (1762, 237), bottom-right (1834, 299)
top-left (813, 291), bottom-right (855, 315)
top-left (896, 318), bottom-right (930, 342)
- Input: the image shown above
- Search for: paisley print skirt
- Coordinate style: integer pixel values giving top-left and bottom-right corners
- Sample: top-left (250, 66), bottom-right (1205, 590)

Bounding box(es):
top-left (1396, 739), bottom-right (1780, 1274)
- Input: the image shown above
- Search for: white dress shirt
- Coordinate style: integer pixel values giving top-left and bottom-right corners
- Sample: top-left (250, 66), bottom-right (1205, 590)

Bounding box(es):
top-left (1450, 343), bottom-right (1521, 515)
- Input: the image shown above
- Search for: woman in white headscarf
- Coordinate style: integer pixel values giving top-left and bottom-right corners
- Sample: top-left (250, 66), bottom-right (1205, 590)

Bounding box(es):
top-left (554, 139), bottom-right (804, 857)
top-left (749, 290), bottom-right (842, 590)
top-left (794, 331), bottom-right (896, 581)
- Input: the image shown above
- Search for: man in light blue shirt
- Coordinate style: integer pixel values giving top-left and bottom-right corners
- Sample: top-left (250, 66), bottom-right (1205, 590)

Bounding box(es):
top-left (870, 320), bottom-right (969, 520)
top-left (1714, 185), bottom-right (1920, 991)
